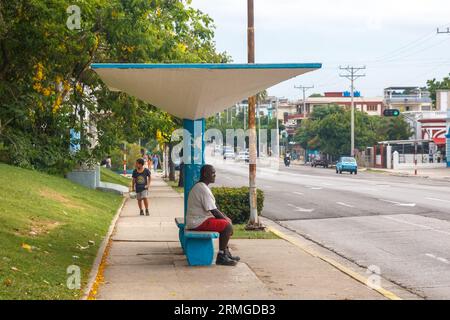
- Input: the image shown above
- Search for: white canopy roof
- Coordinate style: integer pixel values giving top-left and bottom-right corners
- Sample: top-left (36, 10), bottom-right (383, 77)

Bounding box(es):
top-left (91, 63), bottom-right (321, 120)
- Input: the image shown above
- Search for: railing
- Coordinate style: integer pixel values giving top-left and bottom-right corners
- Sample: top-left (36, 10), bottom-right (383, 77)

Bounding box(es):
top-left (385, 96), bottom-right (432, 104)
top-left (403, 111), bottom-right (447, 119)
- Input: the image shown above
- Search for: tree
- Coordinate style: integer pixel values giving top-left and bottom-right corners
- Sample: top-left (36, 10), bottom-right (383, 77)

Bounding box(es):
top-left (427, 73), bottom-right (450, 106)
top-left (0, 0), bottom-right (229, 173)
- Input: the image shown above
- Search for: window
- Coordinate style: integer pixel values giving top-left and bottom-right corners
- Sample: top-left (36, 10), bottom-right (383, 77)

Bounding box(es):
top-left (367, 105), bottom-right (378, 111)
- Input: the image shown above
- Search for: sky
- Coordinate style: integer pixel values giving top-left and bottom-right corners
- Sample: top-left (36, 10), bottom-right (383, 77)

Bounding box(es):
top-left (190, 0), bottom-right (450, 99)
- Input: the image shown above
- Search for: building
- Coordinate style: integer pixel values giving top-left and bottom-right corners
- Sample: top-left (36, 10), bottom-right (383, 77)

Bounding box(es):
top-left (384, 86), bottom-right (432, 112)
top-left (283, 91), bottom-right (385, 135)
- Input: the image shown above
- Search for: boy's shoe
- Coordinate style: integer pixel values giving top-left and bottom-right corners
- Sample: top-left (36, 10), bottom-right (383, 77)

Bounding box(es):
top-left (216, 253), bottom-right (237, 266)
top-left (140, 210), bottom-right (144, 216)
top-left (226, 248), bottom-right (240, 261)
top-left (145, 209), bottom-right (150, 216)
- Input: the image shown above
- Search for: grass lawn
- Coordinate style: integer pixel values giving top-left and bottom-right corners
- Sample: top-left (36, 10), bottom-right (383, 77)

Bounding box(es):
top-left (0, 163), bottom-right (123, 300)
top-left (233, 224), bottom-right (279, 239)
top-left (164, 179), bottom-right (184, 194)
top-left (163, 180), bottom-right (278, 240)
top-left (100, 167), bottom-right (131, 188)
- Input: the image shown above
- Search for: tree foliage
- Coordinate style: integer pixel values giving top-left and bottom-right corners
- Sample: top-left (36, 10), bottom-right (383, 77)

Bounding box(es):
top-left (427, 73), bottom-right (450, 106)
top-left (0, 0), bottom-right (228, 173)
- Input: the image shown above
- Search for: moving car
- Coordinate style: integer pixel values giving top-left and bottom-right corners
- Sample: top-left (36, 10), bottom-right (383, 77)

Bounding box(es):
top-left (336, 156), bottom-right (358, 174)
top-left (223, 146), bottom-right (235, 160)
top-left (311, 158), bottom-right (329, 168)
top-left (236, 150), bottom-right (249, 162)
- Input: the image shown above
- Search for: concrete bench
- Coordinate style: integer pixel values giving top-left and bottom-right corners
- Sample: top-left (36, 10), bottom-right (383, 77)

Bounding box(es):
top-left (175, 217), bottom-right (219, 266)
top-left (174, 217), bottom-right (186, 252)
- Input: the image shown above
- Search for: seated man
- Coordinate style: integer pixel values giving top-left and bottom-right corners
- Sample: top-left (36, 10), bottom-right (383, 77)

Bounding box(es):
top-left (186, 164), bottom-right (240, 266)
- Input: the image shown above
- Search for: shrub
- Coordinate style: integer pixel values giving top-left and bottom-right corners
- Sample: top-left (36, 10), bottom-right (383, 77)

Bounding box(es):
top-left (211, 187), bottom-right (264, 224)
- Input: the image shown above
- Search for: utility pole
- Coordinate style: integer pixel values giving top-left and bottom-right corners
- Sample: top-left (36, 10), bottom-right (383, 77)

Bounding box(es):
top-left (275, 98), bottom-right (280, 158)
top-left (247, 0), bottom-right (261, 229)
top-left (339, 66), bottom-right (366, 157)
top-left (294, 85), bottom-right (314, 114)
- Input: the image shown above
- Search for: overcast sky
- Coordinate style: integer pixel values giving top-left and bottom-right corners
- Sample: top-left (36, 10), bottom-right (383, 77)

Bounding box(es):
top-left (190, 0), bottom-right (450, 99)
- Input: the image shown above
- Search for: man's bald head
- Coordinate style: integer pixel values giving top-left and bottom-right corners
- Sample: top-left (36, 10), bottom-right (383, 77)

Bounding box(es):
top-left (200, 165), bottom-right (216, 185)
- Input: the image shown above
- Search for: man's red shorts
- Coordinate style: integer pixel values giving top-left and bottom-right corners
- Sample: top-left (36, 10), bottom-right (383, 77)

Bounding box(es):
top-left (194, 217), bottom-right (230, 233)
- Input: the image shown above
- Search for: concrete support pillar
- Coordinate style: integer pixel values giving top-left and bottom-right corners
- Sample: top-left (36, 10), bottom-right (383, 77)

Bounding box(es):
top-left (386, 145), bottom-right (392, 169)
top-left (183, 119), bottom-right (205, 218)
top-left (393, 151), bottom-right (399, 170)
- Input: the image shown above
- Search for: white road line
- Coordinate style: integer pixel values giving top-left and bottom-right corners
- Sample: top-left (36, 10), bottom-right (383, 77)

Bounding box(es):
top-left (379, 199), bottom-right (416, 207)
top-left (293, 192), bottom-right (304, 196)
top-left (425, 253), bottom-right (449, 265)
top-left (336, 202), bottom-right (355, 208)
top-left (306, 186), bottom-right (323, 190)
top-left (383, 216), bottom-right (450, 237)
top-left (426, 197), bottom-right (450, 203)
top-left (287, 204), bottom-right (314, 213)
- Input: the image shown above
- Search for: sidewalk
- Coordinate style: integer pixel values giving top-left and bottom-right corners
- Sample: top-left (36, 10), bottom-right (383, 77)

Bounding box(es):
top-left (92, 174), bottom-right (390, 300)
top-left (369, 167), bottom-right (450, 180)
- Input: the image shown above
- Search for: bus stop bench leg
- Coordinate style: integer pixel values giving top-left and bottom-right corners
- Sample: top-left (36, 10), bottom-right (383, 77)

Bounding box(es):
top-left (184, 231), bottom-right (219, 266)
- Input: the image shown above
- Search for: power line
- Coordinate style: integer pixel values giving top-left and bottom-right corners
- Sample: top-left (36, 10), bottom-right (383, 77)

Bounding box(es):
top-left (294, 85), bottom-right (314, 114)
top-left (339, 66), bottom-right (366, 157)
top-left (437, 27), bottom-right (450, 34)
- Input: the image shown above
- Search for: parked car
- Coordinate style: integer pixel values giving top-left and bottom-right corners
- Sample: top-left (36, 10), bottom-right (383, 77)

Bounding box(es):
top-left (236, 150), bottom-right (249, 162)
top-left (311, 158), bottom-right (329, 168)
top-left (336, 157), bottom-right (358, 174)
top-left (223, 147), bottom-right (235, 160)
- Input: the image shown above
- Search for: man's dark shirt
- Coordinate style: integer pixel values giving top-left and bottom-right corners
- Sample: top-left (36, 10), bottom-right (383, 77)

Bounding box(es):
top-left (132, 168), bottom-right (151, 193)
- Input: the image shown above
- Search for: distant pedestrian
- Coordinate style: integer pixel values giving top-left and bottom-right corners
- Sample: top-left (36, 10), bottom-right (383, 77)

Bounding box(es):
top-left (132, 158), bottom-right (151, 216)
top-left (152, 154), bottom-right (159, 171)
top-left (106, 155), bottom-right (112, 169)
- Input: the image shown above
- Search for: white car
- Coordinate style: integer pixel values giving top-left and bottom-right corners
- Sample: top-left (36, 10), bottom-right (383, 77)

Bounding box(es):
top-left (236, 151), bottom-right (249, 162)
top-left (223, 147), bottom-right (235, 160)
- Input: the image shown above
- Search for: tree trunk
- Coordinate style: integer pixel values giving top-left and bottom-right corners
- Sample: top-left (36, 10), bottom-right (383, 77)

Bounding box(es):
top-left (168, 142), bottom-right (175, 181)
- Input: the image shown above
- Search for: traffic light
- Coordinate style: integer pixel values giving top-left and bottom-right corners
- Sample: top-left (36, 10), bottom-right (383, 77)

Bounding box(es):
top-left (383, 109), bottom-right (400, 117)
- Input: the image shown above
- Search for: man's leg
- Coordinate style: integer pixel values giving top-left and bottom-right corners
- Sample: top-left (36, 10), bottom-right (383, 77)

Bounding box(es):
top-left (137, 198), bottom-right (144, 215)
top-left (218, 222), bottom-right (233, 251)
top-left (143, 197), bottom-right (150, 216)
top-left (143, 198), bottom-right (149, 209)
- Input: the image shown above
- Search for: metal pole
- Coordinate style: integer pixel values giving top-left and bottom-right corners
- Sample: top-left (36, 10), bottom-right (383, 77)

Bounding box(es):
top-left (350, 73), bottom-right (355, 157)
top-left (247, 0), bottom-right (259, 228)
top-left (275, 98), bottom-right (280, 158)
top-left (339, 66), bottom-right (366, 157)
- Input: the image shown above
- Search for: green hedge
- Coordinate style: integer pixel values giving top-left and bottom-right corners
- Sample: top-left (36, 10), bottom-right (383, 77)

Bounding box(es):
top-left (211, 187), bottom-right (264, 224)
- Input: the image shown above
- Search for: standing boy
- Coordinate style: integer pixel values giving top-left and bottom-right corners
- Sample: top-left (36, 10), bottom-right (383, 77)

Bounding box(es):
top-left (132, 158), bottom-right (151, 216)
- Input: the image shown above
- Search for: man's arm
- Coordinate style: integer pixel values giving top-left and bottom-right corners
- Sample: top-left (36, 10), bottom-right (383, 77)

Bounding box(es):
top-left (146, 172), bottom-right (151, 190)
top-left (210, 208), bottom-right (231, 222)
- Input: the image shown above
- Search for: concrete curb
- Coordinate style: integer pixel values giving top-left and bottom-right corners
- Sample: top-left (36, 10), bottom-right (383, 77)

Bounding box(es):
top-left (81, 197), bottom-right (127, 300)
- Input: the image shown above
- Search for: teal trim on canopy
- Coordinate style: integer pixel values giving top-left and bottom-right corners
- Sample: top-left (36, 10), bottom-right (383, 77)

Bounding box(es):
top-left (91, 63), bottom-right (322, 70)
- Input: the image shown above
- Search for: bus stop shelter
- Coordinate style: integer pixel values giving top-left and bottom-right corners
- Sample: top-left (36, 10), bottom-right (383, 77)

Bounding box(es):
top-left (91, 62), bottom-right (321, 264)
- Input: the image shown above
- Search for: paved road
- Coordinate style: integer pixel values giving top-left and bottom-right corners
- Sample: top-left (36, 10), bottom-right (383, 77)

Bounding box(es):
top-left (209, 157), bottom-right (450, 299)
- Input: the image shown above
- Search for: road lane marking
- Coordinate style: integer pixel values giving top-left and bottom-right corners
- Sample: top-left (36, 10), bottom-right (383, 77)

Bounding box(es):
top-left (379, 199), bottom-right (416, 207)
top-left (265, 224), bottom-right (402, 300)
top-left (287, 204), bottom-right (314, 213)
top-left (426, 197), bottom-right (450, 203)
top-left (336, 202), bottom-right (355, 208)
top-left (293, 192), bottom-right (304, 196)
top-left (383, 216), bottom-right (450, 237)
top-left (306, 186), bottom-right (323, 190)
top-left (425, 253), bottom-right (449, 265)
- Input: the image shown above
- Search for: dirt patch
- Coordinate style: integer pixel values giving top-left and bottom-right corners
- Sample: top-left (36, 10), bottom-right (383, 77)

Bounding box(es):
top-left (14, 219), bottom-right (63, 237)
top-left (39, 188), bottom-right (85, 209)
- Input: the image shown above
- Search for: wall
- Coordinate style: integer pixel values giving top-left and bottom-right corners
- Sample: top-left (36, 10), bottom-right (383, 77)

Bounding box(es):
top-left (392, 152), bottom-right (446, 170)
